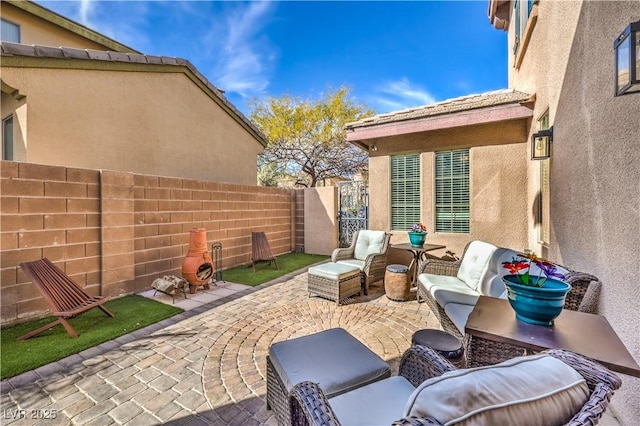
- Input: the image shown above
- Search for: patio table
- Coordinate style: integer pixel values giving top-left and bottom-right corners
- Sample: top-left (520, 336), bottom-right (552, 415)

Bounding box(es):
top-left (464, 296), bottom-right (640, 377)
top-left (391, 243), bottom-right (446, 290)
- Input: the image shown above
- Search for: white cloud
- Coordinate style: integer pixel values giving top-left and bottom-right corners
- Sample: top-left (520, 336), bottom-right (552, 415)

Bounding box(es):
top-left (205, 2), bottom-right (276, 98)
top-left (369, 78), bottom-right (437, 113)
top-left (39, 0), bottom-right (151, 52)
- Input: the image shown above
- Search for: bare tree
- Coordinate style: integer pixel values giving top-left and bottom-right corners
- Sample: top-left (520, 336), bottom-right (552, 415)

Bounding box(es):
top-left (250, 87), bottom-right (373, 187)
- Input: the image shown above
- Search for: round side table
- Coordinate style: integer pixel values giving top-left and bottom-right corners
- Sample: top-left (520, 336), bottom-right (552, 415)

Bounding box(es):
top-left (411, 329), bottom-right (466, 368)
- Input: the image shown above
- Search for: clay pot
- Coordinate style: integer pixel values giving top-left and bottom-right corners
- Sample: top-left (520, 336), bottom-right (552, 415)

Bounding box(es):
top-left (181, 228), bottom-right (213, 293)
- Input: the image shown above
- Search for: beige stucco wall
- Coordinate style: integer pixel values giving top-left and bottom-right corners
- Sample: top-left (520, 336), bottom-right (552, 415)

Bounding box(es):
top-left (1, 2), bottom-right (120, 51)
top-left (368, 141), bottom-right (529, 259)
top-left (509, 1), bottom-right (640, 421)
top-left (303, 186), bottom-right (338, 255)
top-left (0, 66), bottom-right (263, 185)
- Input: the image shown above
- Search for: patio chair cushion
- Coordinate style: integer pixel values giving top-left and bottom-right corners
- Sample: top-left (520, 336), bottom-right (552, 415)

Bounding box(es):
top-left (308, 262), bottom-right (361, 280)
top-left (443, 303), bottom-right (475, 335)
top-left (456, 241), bottom-right (498, 291)
top-left (353, 230), bottom-right (386, 261)
top-left (419, 273), bottom-right (480, 307)
top-left (268, 328), bottom-right (391, 397)
top-left (328, 376), bottom-right (416, 426)
top-left (405, 354), bottom-right (590, 425)
top-left (335, 258), bottom-right (365, 271)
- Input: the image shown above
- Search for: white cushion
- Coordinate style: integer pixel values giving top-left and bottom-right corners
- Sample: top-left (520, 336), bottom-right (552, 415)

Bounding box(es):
top-left (443, 303), bottom-right (475, 335)
top-left (354, 230), bottom-right (386, 261)
top-left (418, 273), bottom-right (479, 307)
top-left (308, 262), bottom-right (360, 280)
top-left (335, 259), bottom-right (365, 271)
top-left (457, 241), bottom-right (498, 291)
top-left (330, 376), bottom-right (416, 426)
top-left (405, 354), bottom-right (590, 426)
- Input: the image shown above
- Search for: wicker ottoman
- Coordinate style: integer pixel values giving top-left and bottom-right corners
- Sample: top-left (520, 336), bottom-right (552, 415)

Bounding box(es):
top-left (308, 262), bottom-right (361, 305)
top-left (266, 328), bottom-right (391, 425)
top-left (384, 264), bottom-right (410, 301)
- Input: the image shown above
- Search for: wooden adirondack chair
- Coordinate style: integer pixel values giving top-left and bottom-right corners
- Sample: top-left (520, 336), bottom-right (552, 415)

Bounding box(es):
top-left (251, 232), bottom-right (279, 273)
top-left (18, 258), bottom-right (115, 340)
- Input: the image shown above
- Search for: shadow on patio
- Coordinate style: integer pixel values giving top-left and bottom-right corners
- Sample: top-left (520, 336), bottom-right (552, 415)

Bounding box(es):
top-left (1, 270), bottom-right (438, 425)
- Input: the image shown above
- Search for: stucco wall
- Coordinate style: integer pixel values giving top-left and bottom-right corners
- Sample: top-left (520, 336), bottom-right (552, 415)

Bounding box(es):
top-left (0, 67), bottom-right (263, 185)
top-left (303, 187), bottom-right (338, 255)
top-left (1, 2), bottom-right (117, 51)
top-left (368, 142), bottom-right (529, 259)
top-left (509, 1), bottom-right (640, 421)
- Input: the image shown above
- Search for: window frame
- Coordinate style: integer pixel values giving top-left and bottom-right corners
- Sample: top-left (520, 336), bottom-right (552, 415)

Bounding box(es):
top-left (2, 114), bottom-right (14, 161)
top-left (434, 149), bottom-right (470, 234)
top-left (512, 0), bottom-right (539, 69)
top-left (390, 154), bottom-right (421, 231)
top-left (1, 18), bottom-right (21, 43)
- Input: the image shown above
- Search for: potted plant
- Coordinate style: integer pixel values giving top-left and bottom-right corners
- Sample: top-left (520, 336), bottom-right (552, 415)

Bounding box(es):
top-left (501, 252), bottom-right (570, 326)
top-left (408, 223), bottom-right (427, 248)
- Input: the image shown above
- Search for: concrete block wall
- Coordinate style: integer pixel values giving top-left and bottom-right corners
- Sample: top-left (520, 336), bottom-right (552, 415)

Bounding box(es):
top-left (1, 161), bottom-right (102, 324)
top-left (294, 189), bottom-right (305, 252)
top-left (132, 174), bottom-right (293, 293)
top-left (0, 160), bottom-right (294, 326)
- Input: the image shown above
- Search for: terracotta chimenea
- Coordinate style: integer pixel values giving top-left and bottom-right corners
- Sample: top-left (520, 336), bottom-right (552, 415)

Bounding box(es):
top-left (181, 228), bottom-right (213, 294)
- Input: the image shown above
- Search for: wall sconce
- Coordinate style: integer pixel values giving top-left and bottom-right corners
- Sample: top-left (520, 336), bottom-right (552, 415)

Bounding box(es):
top-left (370, 144), bottom-right (378, 152)
top-left (531, 127), bottom-right (552, 160)
top-left (614, 20), bottom-right (640, 96)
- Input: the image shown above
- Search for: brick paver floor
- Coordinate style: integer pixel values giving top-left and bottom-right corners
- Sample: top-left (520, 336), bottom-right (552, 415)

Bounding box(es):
top-left (1, 269), bottom-right (439, 425)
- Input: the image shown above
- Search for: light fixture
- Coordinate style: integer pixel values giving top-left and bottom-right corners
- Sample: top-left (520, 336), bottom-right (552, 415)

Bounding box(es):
top-left (531, 127), bottom-right (552, 160)
top-left (614, 20), bottom-right (640, 96)
top-left (370, 144), bottom-right (378, 152)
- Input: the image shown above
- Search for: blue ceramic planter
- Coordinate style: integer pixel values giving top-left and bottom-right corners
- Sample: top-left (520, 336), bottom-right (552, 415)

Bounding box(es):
top-left (502, 275), bottom-right (571, 326)
top-left (408, 232), bottom-right (426, 248)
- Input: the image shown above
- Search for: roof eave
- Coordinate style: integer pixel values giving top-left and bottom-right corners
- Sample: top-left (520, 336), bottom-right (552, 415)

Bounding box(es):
top-left (346, 102), bottom-right (534, 143)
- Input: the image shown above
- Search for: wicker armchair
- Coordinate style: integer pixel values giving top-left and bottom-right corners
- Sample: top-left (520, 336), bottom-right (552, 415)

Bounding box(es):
top-left (289, 346), bottom-right (622, 426)
top-left (331, 230), bottom-right (391, 295)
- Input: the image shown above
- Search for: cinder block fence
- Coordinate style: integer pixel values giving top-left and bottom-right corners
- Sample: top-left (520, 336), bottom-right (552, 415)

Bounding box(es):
top-left (0, 161), bottom-right (299, 326)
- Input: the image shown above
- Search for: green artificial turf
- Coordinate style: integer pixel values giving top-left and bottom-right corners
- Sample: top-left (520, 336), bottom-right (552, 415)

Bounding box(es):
top-left (222, 252), bottom-right (329, 286)
top-left (0, 294), bottom-right (183, 380)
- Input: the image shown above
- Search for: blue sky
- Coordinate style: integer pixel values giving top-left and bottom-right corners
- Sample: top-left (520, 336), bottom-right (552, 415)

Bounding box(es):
top-left (38, 1), bottom-right (508, 115)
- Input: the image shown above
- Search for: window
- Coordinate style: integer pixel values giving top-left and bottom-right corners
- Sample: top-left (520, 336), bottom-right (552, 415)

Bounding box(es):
top-left (3, 115), bottom-right (14, 161)
top-left (512, 0), bottom-right (538, 68)
top-left (1, 19), bottom-right (20, 43)
top-left (435, 149), bottom-right (470, 233)
top-left (391, 154), bottom-right (420, 230)
top-left (538, 111), bottom-right (550, 244)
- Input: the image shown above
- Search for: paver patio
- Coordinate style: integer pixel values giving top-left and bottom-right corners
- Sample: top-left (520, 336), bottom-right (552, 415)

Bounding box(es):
top-left (1, 268), bottom-right (439, 425)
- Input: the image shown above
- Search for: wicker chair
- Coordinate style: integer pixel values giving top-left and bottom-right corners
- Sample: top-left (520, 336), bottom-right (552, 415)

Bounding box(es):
top-left (416, 242), bottom-right (603, 366)
top-left (289, 346), bottom-right (622, 426)
top-left (331, 230), bottom-right (391, 295)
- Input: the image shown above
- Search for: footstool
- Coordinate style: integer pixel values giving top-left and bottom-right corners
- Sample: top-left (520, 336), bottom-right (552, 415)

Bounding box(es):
top-left (266, 328), bottom-right (391, 425)
top-left (411, 329), bottom-right (466, 368)
top-left (308, 262), bottom-right (361, 304)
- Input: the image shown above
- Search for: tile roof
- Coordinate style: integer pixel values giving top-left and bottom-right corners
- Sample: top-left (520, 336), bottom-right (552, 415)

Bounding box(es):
top-left (346, 89), bottom-right (533, 130)
top-left (0, 41), bottom-right (267, 146)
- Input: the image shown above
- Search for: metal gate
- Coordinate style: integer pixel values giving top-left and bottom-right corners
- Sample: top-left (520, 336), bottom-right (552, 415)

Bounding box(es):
top-left (338, 181), bottom-right (368, 247)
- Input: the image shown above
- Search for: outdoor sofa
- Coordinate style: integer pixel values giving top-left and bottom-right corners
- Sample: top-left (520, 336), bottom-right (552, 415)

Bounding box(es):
top-left (289, 345), bottom-right (621, 426)
top-left (416, 240), bottom-right (602, 365)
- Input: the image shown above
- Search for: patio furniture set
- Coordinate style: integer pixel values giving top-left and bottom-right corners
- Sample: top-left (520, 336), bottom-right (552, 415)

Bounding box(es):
top-left (295, 234), bottom-right (638, 425)
top-left (267, 327), bottom-right (622, 425)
